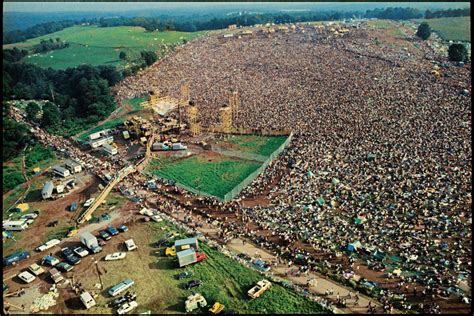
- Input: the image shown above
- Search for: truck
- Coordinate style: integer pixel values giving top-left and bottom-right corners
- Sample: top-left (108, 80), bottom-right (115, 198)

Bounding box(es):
top-left (247, 280), bottom-right (272, 299)
top-left (3, 251), bottom-right (30, 266)
top-left (185, 293), bottom-right (207, 312)
top-left (177, 249), bottom-right (207, 268)
top-left (80, 291), bottom-right (97, 309)
top-left (3, 220), bottom-right (28, 231)
top-left (80, 232), bottom-right (102, 253)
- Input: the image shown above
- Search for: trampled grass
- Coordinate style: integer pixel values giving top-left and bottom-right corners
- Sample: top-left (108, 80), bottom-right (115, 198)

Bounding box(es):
top-left (4, 26), bottom-right (204, 69)
top-left (149, 154), bottom-right (261, 199)
top-left (414, 16), bottom-right (471, 42)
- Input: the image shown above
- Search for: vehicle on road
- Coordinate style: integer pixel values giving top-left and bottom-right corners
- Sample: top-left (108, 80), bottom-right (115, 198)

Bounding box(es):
top-left (248, 280), bottom-right (272, 299)
top-left (99, 230), bottom-right (112, 241)
top-left (107, 226), bottom-right (119, 236)
top-left (105, 252), bottom-right (127, 261)
top-left (118, 224), bottom-right (129, 232)
top-left (57, 262), bottom-right (74, 272)
top-left (185, 279), bottom-right (203, 289)
top-left (41, 255), bottom-right (60, 267)
top-left (176, 271), bottom-right (193, 280)
top-left (18, 271), bottom-right (36, 283)
top-left (73, 246), bottom-right (89, 258)
top-left (209, 302), bottom-right (225, 314)
top-left (117, 301), bottom-right (138, 315)
top-left (185, 293), bottom-right (207, 312)
top-left (84, 198), bottom-right (95, 207)
top-left (124, 239), bottom-right (137, 251)
top-left (3, 251), bottom-right (30, 266)
top-left (28, 263), bottom-right (45, 276)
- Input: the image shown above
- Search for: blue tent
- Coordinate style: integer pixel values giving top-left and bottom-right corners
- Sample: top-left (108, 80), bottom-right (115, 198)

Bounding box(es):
top-left (347, 241), bottom-right (362, 252)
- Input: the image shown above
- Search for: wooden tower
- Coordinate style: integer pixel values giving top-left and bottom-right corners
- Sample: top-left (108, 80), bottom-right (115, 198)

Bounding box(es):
top-left (187, 104), bottom-right (201, 136)
top-left (220, 106), bottom-right (233, 134)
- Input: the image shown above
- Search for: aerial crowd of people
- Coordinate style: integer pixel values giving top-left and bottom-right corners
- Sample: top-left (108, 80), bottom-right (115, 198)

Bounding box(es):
top-left (113, 23), bottom-right (471, 313)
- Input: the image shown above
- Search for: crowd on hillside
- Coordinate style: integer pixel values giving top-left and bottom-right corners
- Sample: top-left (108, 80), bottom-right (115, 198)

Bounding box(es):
top-left (114, 24), bottom-right (472, 312)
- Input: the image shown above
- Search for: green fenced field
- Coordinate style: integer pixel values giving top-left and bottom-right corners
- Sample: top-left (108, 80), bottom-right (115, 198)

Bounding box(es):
top-left (4, 26), bottom-right (204, 69)
top-left (148, 154), bottom-right (262, 199)
top-left (413, 16), bottom-right (471, 42)
top-left (219, 135), bottom-right (288, 157)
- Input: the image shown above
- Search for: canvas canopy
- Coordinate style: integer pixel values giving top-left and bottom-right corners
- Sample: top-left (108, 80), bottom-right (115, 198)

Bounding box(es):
top-left (348, 241), bottom-right (362, 252)
top-left (15, 203), bottom-right (29, 213)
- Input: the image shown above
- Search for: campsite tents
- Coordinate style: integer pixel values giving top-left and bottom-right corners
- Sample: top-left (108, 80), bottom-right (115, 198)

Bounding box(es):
top-left (347, 241), bottom-right (362, 252)
top-left (15, 203), bottom-right (29, 213)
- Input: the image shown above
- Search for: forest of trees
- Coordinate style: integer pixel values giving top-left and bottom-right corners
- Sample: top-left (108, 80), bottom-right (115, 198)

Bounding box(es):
top-left (4, 7), bottom-right (470, 45)
top-left (3, 58), bottom-right (122, 136)
top-left (32, 38), bottom-right (70, 54)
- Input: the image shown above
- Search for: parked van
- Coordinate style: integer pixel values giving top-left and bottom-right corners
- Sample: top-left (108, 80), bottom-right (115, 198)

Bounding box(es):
top-left (3, 220), bottom-right (28, 231)
top-left (80, 291), bottom-right (97, 309)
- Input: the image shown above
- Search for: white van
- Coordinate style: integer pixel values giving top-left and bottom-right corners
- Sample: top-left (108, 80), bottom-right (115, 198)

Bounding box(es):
top-left (80, 291), bottom-right (97, 309)
top-left (3, 220), bottom-right (28, 231)
top-left (36, 239), bottom-right (61, 252)
top-left (124, 239), bottom-right (137, 251)
top-left (18, 271), bottom-right (36, 283)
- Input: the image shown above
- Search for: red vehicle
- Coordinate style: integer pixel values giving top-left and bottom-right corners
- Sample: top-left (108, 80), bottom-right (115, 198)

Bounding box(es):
top-left (196, 252), bottom-right (207, 262)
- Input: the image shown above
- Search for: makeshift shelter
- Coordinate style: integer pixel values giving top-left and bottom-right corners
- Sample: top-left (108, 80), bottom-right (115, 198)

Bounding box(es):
top-left (355, 215), bottom-right (367, 225)
top-left (332, 178), bottom-right (340, 185)
top-left (307, 170), bottom-right (314, 178)
top-left (33, 167), bottom-right (41, 174)
top-left (393, 268), bottom-right (402, 277)
top-left (15, 203), bottom-right (29, 213)
top-left (3, 230), bottom-right (12, 241)
top-left (372, 250), bottom-right (386, 261)
top-left (347, 241), bottom-right (362, 252)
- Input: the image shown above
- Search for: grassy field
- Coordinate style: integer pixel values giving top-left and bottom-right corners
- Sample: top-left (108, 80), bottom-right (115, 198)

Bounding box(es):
top-left (78, 220), bottom-right (328, 314)
top-left (3, 26), bottom-right (204, 69)
top-left (413, 16), bottom-right (471, 42)
top-left (219, 135), bottom-right (288, 157)
top-left (77, 97), bottom-right (146, 141)
top-left (148, 154), bottom-right (261, 199)
top-left (2, 144), bottom-right (56, 193)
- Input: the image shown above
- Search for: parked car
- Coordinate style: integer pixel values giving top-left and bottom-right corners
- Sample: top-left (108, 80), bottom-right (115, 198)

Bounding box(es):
top-left (56, 262), bottom-right (74, 272)
top-left (61, 247), bottom-right (81, 265)
top-left (185, 280), bottom-right (203, 289)
top-left (99, 230), bottom-right (111, 241)
top-left (18, 271), bottom-right (36, 283)
top-left (107, 226), bottom-right (119, 236)
top-left (105, 252), bottom-right (127, 261)
top-left (237, 253), bottom-right (251, 261)
top-left (110, 291), bottom-right (136, 308)
top-left (118, 225), bottom-right (129, 233)
top-left (176, 271), bottom-right (193, 280)
top-left (3, 251), bottom-right (30, 266)
top-left (117, 301), bottom-right (138, 315)
top-left (21, 213), bottom-right (38, 220)
top-left (41, 255), bottom-right (60, 267)
top-left (73, 246), bottom-right (89, 258)
top-left (28, 263), bottom-right (45, 276)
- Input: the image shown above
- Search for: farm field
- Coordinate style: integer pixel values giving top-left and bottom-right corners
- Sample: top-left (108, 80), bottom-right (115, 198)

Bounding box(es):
top-left (77, 97), bottom-right (146, 141)
top-left (71, 220), bottom-right (329, 314)
top-left (3, 26), bottom-right (204, 69)
top-left (148, 153), bottom-right (261, 199)
top-left (413, 16), bottom-right (471, 42)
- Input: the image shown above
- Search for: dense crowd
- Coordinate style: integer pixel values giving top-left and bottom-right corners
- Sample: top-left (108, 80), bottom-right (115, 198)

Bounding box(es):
top-left (113, 23), bottom-right (472, 311)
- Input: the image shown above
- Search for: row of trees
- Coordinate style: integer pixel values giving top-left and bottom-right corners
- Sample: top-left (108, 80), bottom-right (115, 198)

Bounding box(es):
top-left (4, 6), bottom-right (469, 45)
top-left (32, 38), bottom-right (70, 54)
top-left (3, 103), bottom-right (31, 162)
top-left (425, 8), bottom-right (470, 19)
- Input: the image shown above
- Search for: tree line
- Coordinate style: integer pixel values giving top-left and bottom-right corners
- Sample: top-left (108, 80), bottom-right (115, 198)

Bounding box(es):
top-left (32, 38), bottom-right (70, 54)
top-left (4, 6), bottom-right (471, 45)
top-left (3, 57), bottom-right (122, 137)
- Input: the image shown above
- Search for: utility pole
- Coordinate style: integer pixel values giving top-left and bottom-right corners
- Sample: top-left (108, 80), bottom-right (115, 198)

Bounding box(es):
top-left (94, 260), bottom-right (103, 290)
